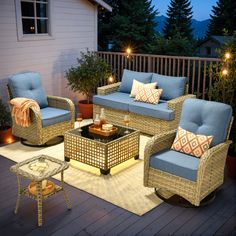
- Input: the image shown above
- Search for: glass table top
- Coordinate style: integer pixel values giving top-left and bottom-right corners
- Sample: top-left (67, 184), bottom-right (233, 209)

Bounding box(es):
top-left (68, 124), bottom-right (137, 143)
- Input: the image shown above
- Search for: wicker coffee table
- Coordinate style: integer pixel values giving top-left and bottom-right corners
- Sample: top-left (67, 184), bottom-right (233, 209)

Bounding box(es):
top-left (10, 155), bottom-right (71, 226)
top-left (64, 124), bottom-right (140, 175)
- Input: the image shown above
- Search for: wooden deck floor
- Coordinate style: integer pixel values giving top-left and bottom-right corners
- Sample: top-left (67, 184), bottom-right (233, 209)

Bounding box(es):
top-left (0, 155), bottom-right (235, 236)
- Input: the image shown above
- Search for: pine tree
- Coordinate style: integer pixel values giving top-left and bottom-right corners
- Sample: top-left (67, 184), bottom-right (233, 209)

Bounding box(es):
top-left (163, 0), bottom-right (193, 40)
top-left (208, 0), bottom-right (236, 35)
top-left (98, 0), bottom-right (158, 53)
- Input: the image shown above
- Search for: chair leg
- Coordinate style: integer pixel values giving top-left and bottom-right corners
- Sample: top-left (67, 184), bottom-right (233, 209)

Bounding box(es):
top-left (155, 188), bottom-right (216, 208)
top-left (20, 136), bottom-right (64, 147)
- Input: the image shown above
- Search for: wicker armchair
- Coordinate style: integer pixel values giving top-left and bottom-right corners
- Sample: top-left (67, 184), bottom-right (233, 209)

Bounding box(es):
top-left (94, 82), bottom-right (196, 135)
top-left (8, 72), bottom-right (75, 146)
top-left (144, 98), bottom-right (233, 206)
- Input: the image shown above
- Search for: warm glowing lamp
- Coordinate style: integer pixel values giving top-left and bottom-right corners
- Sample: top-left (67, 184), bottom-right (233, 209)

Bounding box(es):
top-left (222, 69), bottom-right (228, 76)
top-left (126, 47), bottom-right (132, 58)
top-left (108, 75), bottom-right (114, 84)
top-left (225, 52), bottom-right (231, 59)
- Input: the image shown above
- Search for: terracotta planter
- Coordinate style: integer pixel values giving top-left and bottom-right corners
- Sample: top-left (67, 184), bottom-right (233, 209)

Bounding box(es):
top-left (226, 155), bottom-right (236, 179)
top-left (0, 127), bottom-right (15, 144)
top-left (78, 100), bottom-right (93, 119)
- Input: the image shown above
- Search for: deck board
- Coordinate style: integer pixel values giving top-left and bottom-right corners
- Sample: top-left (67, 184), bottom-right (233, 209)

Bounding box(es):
top-left (0, 155), bottom-right (235, 236)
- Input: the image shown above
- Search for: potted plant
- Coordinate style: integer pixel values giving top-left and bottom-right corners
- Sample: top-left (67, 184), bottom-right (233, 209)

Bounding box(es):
top-left (208, 32), bottom-right (236, 179)
top-left (66, 51), bottom-right (110, 118)
top-left (0, 98), bottom-right (13, 144)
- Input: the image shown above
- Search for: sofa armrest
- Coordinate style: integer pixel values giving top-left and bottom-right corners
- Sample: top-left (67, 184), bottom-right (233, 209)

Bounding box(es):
top-left (144, 130), bottom-right (176, 163)
top-left (47, 96), bottom-right (75, 111)
top-left (143, 130), bottom-right (176, 186)
top-left (167, 94), bottom-right (196, 111)
top-left (197, 140), bottom-right (232, 185)
top-left (97, 82), bottom-right (121, 95)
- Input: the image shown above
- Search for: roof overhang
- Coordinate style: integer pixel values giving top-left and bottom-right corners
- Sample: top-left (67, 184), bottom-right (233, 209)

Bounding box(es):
top-left (88, 0), bottom-right (112, 12)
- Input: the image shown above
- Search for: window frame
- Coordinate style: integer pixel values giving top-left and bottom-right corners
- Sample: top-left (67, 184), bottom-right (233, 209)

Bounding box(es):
top-left (15, 0), bottom-right (54, 41)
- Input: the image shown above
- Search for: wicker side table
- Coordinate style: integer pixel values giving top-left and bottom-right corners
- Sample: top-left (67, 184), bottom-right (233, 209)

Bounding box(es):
top-left (10, 155), bottom-right (71, 226)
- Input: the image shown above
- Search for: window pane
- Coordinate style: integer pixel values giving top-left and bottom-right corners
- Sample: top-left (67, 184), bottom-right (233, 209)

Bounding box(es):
top-left (36, 3), bottom-right (47, 18)
top-left (21, 2), bottom-right (34, 17)
top-left (37, 19), bottom-right (48, 33)
top-left (22, 19), bottom-right (35, 34)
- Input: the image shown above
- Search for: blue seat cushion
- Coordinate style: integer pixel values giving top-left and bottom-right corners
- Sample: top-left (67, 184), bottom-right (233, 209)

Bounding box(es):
top-left (40, 107), bottom-right (71, 127)
top-left (9, 72), bottom-right (48, 108)
top-left (151, 73), bottom-right (187, 100)
top-left (150, 149), bottom-right (200, 181)
top-left (180, 98), bottom-right (232, 146)
top-left (129, 100), bottom-right (174, 121)
top-left (93, 92), bottom-right (134, 111)
top-left (119, 69), bottom-right (153, 93)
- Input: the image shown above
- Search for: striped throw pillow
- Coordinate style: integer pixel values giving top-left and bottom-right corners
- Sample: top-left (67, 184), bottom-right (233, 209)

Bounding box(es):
top-left (134, 87), bottom-right (163, 104)
top-left (171, 127), bottom-right (213, 158)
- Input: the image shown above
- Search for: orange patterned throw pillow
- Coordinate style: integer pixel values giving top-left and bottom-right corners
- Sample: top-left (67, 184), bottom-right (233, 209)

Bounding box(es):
top-left (134, 87), bottom-right (163, 104)
top-left (171, 127), bottom-right (213, 158)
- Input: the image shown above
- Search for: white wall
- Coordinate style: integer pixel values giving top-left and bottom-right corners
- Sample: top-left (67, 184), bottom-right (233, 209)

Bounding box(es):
top-left (0, 0), bottom-right (98, 104)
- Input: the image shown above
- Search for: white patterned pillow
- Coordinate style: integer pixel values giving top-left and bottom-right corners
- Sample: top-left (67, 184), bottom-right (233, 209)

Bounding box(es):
top-left (134, 87), bottom-right (163, 104)
top-left (171, 127), bottom-right (213, 158)
top-left (130, 79), bottom-right (157, 97)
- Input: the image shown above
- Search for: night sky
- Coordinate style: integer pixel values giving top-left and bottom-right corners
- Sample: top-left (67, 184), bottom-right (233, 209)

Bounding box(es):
top-left (151, 0), bottom-right (218, 21)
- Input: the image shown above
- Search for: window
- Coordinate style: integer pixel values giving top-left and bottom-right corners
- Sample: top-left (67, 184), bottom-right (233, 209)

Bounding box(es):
top-left (15, 0), bottom-right (53, 40)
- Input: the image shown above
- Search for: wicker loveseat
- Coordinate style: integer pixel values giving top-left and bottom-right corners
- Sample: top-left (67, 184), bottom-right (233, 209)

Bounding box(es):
top-left (93, 69), bottom-right (196, 135)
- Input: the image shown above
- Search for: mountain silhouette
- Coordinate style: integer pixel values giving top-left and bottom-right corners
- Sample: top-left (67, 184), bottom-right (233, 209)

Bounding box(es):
top-left (155, 15), bottom-right (210, 39)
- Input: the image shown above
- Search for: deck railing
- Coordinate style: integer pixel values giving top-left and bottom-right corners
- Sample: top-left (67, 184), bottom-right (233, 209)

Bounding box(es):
top-left (97, 51), bottom-right (220, 100)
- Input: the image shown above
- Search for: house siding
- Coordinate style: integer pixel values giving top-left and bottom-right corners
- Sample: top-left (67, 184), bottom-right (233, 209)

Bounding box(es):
top-left (0, 0), bottom-right (98, 103)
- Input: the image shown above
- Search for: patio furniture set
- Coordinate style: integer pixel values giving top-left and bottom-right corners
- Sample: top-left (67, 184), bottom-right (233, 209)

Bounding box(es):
top-left (7, 71), bottom-right (233, 225)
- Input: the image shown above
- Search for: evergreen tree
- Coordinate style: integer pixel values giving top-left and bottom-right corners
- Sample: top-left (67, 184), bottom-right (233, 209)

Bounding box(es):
top-left (163, 0), bottom-right (193, 40)
top-left (98, 0), bottom-right (157, 53)
top-left (208, 0), bottom-right (236, 36)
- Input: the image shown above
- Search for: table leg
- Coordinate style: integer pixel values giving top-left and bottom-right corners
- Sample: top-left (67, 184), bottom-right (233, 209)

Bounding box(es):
top-left (36, 181), bottom-right (43, 227)
top-left (14, 174), bottom-right (21, 214)
top-left (61, 171), bottom-right (72, 209)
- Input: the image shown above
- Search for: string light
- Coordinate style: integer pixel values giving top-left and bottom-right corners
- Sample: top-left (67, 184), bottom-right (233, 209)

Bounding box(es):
top-left (225, 52), bottom-right (231, 60)
top-left (108, 75), bottom-right (114, 84)
top-left (126, 47), bottom-right (132, 58)
top-left (222, 69), bottom-right (228, 76)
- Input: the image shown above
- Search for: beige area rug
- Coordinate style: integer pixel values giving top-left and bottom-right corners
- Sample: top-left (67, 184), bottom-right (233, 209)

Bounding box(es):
top-left (0, 120), bottom-right (162, 215)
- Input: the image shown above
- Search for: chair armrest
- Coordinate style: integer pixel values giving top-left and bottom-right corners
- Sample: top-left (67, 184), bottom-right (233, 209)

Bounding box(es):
top-left (197, 140), bottom-right (232, 185)
top-left (97, 82), bottom-right (121, 95)
top-left (9, 103), bottom-right (42, 127)
top-left (144, 130), bottom-right (176, 166)
top-left (167, 94), bottom-right (196, 111)
top-left (47, 95), bottom-right (75, 112)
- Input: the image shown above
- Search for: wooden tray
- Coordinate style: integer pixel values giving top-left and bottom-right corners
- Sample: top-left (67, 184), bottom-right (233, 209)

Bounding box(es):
top-left (89, 124), bottom-right (118, 137)
top-left (28, 180), bottom-right (55, 196)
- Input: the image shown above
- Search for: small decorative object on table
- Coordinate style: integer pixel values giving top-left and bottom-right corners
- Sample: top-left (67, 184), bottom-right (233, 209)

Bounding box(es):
top-left (76, 112), bottom-right (83, 132)
top-left (124, 115), bottom-right (130, 134)
top-left (89, 124), bottom-right (117, 137)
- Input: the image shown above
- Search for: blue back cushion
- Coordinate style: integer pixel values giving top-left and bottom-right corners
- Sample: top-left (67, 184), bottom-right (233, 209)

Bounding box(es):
top-left (151, 73), bottom-right (187, 100)
top-left (9, 72), bottom-right (48, 108)
top-left (180, 98), bottom-right (232, 146)
top-left (119, 69), bottom-right (153, 93)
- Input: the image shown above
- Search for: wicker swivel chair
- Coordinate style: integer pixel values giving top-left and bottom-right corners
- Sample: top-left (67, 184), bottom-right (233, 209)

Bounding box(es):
top-left (144, 98), bottom-right (233, 206)
top-left (8, 72), bottom-right (75, 146)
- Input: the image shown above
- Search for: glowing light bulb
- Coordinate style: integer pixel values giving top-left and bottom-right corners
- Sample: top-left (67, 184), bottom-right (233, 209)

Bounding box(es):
top-left (222, 69), bottom-right (228, 76)
top-left (126, 48), bottom-right (131, 54)
top-left (108, 76), bottom-right (114, 84)
top-left (225, 52), bottom-right (231, 59)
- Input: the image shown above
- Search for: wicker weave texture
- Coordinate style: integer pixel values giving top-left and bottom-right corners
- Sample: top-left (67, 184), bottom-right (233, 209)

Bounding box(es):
top-left (64, 129), bottom-right (140, 171)
top-left (94, 83), bottom-right (195, 135)
top-left (9, 94), bottom-right (75, 145)
top-left (143, 123), bottom-right (233, 206)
